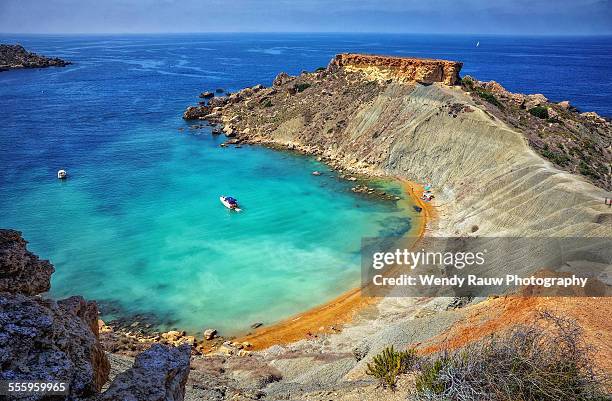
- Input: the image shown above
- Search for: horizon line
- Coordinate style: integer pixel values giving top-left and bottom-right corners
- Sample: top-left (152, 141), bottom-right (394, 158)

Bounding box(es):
top-left (1, 31), bottom-right (612, 37)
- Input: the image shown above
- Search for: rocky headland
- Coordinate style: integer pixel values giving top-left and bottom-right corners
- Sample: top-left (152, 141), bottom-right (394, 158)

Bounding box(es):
top-left (0, 44), bottom-right (71, 72)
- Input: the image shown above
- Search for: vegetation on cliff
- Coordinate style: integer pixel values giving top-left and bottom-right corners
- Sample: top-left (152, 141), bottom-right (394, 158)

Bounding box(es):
top-left (462, 76), bottom-right (611, 190)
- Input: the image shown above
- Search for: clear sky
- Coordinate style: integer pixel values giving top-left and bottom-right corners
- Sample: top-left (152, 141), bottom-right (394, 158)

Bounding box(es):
top-left (1, 0), bottom-right (611, 35)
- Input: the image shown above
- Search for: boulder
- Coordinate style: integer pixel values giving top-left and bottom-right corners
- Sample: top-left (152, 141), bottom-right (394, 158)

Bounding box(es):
top-left (0, 229), bottom-right (54, 296)
top-left (208, 97), bottom-right (228, 108)
top-left (182, 106), bottom-right (210, 120)
top-left (203, 329), bottom-right (217, 340)
top-left (0, 293), bottom-right (110, 399)
top-left (273, 72), bottom-right (291, 87)
top-left (199, 91), bottom-right (214, 99)
top-left (558, 100), bottom-right (571, 110)
top-left (97, 344), bottom-right (191, 401)
top-left (523, 94), bottom-right (548, 110)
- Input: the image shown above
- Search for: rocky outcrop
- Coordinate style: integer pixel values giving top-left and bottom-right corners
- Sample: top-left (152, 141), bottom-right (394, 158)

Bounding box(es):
top-left (328, 53), bottom-right (463, 85)
top-left (0, 293), bottom-right (110, 398)
top-left (462, 76), bottom-right (611, 190)
top-left (183, 105), bottom-right (211, 120)
top-left (0, 229), bottom-right (54, 295)
top-left (98, 344), bottom-right (191, 401)
top-left (0, 44), bottom-right (70, 72)
top-left (0, 230), bottom-right (191, 401)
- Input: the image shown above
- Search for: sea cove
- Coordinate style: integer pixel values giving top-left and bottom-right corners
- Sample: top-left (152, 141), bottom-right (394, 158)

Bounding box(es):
top-left (0, 35), bottom-right (418, 335)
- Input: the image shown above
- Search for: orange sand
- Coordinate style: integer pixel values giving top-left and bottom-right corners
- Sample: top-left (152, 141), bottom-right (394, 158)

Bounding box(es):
top-left (237, 179), bottom-right (436, 350)
top-left (418, 296), bottom-right (612, 372)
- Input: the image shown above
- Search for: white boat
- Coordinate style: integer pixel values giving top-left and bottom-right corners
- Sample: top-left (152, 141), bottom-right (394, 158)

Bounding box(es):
top-left (220, 196), bottom-right (241, 212)
top-left (57, 169), bottom-right (67, 179)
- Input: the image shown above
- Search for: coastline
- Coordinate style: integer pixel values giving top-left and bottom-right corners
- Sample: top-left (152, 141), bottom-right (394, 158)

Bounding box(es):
top-left (237, 178), bottom-right (436, 350)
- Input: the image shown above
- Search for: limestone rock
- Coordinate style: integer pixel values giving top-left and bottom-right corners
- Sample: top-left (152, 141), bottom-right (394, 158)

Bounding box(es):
top-left (273, 72), bottom-right (291, 87)
top-left (558, 100), bottom-right (571, 110)
top-left (524, 93), bottom-right (549, 109)
top-left (199, 91), bottom-right (214, 99)
top-left (0, 229), bottom-right (54, 296)
top-left (203, 328), bottom-right (217, 340)
top-left (182, 105), bottom-right (210, 120)
top-left (0, 293), bottom-right (110, 399)
top-left (329, 53), bottom-right (463, 85)
top-left (98, 344), bottom-right (191, 401)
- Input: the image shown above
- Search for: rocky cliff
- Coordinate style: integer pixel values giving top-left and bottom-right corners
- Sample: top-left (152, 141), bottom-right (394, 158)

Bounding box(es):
top-left (0, 229), bottom-right (191, 401)
top-left (0, 44), bottom-right (70, 72)
top-left (329, 53), bottom-right (463, 85)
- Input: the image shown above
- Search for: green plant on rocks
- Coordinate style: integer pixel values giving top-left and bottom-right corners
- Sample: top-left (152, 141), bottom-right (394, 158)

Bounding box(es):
top-left (365, 346), bottom-right (417, 389)
top-left (529, 106), bottom-right (549, 119)
top-left (293, 82), bottom-right (311, 93)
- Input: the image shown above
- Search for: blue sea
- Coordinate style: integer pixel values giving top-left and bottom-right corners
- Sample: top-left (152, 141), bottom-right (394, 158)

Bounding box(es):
top-left (1, 34), bottom-right (610, 335)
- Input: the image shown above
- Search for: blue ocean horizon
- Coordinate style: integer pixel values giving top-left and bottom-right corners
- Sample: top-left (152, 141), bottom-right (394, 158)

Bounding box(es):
top-left (1, 33), bottom-right (610, 334)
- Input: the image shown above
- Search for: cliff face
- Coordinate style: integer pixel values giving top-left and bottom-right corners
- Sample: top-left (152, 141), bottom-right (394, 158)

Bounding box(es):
top-left (328, 53), bottom-right (462, 85)
top-left (0, 44), bottom-right (70, 72)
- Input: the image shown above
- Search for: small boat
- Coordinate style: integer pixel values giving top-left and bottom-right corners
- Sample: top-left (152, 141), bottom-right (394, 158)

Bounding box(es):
top-left (220, 196), bottom-right (241, 212)
top-left (57, 169), bottom-right (67, 179)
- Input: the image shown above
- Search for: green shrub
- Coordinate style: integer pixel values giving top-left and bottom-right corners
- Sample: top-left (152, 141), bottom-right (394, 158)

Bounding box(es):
top-left (461, 76), bottom-right (475, 90)
top-left (365, 346), bottom-right (417, 389)
top-left (293, 82), bottom-right (311, 93)
top-left (579, 160), bottom-right (599, 178)
top-left (315, 67), bottom-right (326, 72)
top-left (474, 88), bottom-right (503, 108)
top-left (541, 148), bottom-right (570, 166)
top-left (261, 99), bottom-right (273, 108)
top-left (529, 106), bottom-right (549, 119)
top-left (411, 312), bottom-right (609, 401)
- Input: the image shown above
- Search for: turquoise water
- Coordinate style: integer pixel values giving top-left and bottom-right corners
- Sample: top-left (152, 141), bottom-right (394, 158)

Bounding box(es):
top-left (0, 34), bottom-right (412, 333)
top-left (2, 126), bottom-right (410, 334)
top-left (2, 33), bottom-right (610, 334)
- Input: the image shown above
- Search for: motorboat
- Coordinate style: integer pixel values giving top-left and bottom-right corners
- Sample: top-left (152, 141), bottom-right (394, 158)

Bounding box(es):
top-left (57, 169), bottom-right (67, 179)
top-left (220, 196), bottom-right (241, 212)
